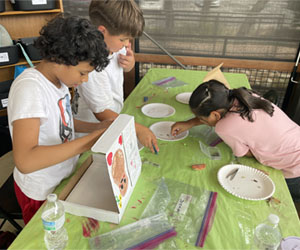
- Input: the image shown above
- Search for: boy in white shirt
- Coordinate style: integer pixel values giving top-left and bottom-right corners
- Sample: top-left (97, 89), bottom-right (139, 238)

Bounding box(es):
top-left (74, 0), bottom-right (159, 153)
top-left (8, 15), bottom-right (111, 224)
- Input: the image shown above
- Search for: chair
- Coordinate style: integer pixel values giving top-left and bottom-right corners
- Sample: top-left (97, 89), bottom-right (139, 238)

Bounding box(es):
top-left (0, 151), bottom-right (23, 234)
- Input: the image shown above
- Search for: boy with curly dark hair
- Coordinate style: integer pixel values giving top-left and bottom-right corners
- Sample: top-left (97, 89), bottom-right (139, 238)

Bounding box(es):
top-left (74, 0), bottom-right (159, 153)
top-left (7, 15), bottom-right (111, 224)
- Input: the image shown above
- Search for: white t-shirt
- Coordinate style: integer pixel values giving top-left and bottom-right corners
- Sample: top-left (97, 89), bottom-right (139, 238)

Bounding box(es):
top-left (8, 68), bottom-right (78, 201)
top-left (74, 47), bottom-right (126, 124)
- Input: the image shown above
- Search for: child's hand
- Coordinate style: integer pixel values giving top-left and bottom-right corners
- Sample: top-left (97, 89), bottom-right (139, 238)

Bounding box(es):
top-left (171, 121), bottom-right (191, 136)
top-left (118, 42), bottom-right (135, 72)
top-left (136, 124), bottom-right (159, 154)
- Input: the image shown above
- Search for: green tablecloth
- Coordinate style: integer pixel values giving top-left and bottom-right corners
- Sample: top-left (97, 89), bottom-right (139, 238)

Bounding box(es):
top-left (9, 68), bottom-right (300, 249)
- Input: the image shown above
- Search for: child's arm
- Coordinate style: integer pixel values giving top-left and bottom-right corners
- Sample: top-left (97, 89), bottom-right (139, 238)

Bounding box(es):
top-left (118, 43), bottom-right (135, 72)
top-left (171, 117), bottom-right (203, 136)
top-left (94, 109), bottom-right (119, 121)
top-left (12, 118), bottom-right (109, 174)
top-left (74, 118), bottom-right (113, 133)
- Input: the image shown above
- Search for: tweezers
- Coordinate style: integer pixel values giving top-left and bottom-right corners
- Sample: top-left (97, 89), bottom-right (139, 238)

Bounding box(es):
top-left (226, 168), bottom-right (239, 180)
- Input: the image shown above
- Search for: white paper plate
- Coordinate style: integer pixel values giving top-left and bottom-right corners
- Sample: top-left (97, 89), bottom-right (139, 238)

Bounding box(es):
top-left (217, 164), bottom-right (275, 201)
top-left (141, 103), bottom-right (175, 118)
top-left (150, 121), bottom-right (189, 141)
top-left (175, 92), bottom-right (192, 104)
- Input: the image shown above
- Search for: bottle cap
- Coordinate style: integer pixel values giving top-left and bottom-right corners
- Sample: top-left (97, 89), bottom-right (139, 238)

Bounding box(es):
top-left (280, 236), bottom-right (300, 250)
top-left (47, 193), bottom-right (57, 202)
top-left (268, 214), bottom-right (279, 225)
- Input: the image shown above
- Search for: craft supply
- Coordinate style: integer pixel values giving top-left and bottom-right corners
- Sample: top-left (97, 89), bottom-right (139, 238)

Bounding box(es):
top-left (142, 159), bottom-right (160, 168)
top-left (226, 168), bottom-right (239, 180)
top-left (267, 196), bottom-right (281, 205)
top-left (136, 93), bottom-right (156, 108)
top-left (192, 164), bottom-right (206, 171)
top-left (152, 143), bottom-right (158, 155)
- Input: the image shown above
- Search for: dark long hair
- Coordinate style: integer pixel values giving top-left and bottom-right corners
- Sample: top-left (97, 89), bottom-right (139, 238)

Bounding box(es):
top-left (189, 79), bottom-right (274, 122)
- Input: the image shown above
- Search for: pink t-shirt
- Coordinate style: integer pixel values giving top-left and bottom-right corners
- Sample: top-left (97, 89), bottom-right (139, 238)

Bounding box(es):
top-left (215, 104), bottom-right (300, 178)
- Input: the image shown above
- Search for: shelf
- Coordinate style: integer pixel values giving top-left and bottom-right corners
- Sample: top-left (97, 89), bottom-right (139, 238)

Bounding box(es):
top-left (0, 9), bottom-right (62, 16)
top-left (0, 109), bottom-right (7, 117)
top-left (0, 0), bottom-right (63, 117)
top-left (0, 59), bottom-right (41, 69)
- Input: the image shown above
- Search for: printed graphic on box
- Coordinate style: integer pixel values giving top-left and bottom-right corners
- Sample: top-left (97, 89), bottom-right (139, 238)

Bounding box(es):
top-left (106, 134), bottom-right (132, 209)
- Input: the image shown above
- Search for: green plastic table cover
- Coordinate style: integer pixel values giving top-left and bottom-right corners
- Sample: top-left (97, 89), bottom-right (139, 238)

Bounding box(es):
top-left (9, 68), bottom-right (300, 249)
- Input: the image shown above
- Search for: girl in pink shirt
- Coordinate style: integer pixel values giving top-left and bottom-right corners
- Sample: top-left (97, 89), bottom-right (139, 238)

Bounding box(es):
top-left (171, 79), bottom-right (300, 202)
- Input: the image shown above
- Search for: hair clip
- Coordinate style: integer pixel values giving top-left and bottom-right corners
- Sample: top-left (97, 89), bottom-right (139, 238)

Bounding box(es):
top-left (198, 88), bottom-right (211, 107)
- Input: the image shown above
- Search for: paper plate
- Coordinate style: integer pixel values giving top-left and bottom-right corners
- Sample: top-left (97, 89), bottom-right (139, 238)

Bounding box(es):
top-left (150, 121), bottom-right (189, 141)
top-left (175, 92), bottom-right (192, 104)
top-left (217, 164), bottom-right (275, 201)
top-left (280, 236), bottom-right (300, 250)
top-left (141, 103), bottom-right (175, 118)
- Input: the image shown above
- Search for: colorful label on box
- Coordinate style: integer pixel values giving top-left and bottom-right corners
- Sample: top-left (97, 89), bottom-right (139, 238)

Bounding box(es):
top-left (1, 98), bottom-right (8, 108)
top-left (32, 0), bottom-right (47, 5)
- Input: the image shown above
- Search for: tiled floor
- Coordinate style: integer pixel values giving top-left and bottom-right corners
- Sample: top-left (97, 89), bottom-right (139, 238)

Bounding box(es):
top-left (0, 151), bottom-right (14, 188)
top-left (0, 151), bottom-right (24, 235)
top-left (0, 219), bottom-right (24, 234)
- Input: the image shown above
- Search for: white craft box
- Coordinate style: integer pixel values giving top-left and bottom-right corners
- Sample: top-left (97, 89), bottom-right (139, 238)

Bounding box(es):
top-left (58, 114), bottom-right (142, 224)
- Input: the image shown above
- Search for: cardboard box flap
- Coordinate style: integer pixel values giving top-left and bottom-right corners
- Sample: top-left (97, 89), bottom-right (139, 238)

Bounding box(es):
top-left (93, 114), bottom-right (141, 215)
top-left (64, 154), bottom-right (119, 212)
top-left (203, 63), bottom-right (231, 89)
top-left (92, 114), bottom-right (134, 154)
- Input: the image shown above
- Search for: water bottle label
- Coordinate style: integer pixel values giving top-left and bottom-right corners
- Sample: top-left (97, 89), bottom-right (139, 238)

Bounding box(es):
top-left (42, 210), bottom-right (65, 231)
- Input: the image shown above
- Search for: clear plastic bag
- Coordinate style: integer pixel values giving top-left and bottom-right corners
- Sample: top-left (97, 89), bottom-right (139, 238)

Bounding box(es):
top-left (199, 141), bottom-right (221, 160)
top-left (189, 125), bottom-right (222, 146)
top-left (152, 77), bottom-right (188, 89)
top-left (141, 178), bottom-right (218, 248)
top-left (89, 213), bottom-right (176, 250)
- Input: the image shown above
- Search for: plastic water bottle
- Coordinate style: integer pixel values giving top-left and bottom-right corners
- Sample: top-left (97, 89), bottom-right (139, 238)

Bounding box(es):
top-left (42, 193), bottom-right (68, 250)
top-left (254, 214), bottom-right (282, 250)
